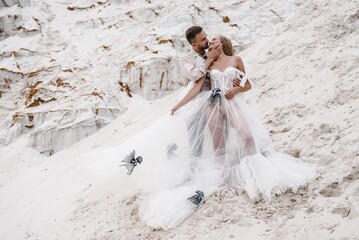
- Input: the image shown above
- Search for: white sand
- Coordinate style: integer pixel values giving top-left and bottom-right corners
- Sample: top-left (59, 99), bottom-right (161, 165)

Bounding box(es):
top-left (0, 0), bottom-right (358, 239)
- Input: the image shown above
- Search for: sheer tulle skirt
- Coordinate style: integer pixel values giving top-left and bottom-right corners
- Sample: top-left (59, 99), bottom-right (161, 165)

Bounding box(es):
top-left (180, 88), bottom-right (315, 202)
top-left (85, 87), bottom-right (316, 230)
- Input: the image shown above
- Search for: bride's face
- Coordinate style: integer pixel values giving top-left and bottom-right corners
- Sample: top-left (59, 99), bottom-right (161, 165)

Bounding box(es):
top-left (210, 36), bottom-right (222, 46)
top-left (208, 36), bottom-right (222, 51)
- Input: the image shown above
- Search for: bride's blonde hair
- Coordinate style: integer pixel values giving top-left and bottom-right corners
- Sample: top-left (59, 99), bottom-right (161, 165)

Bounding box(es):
top-left (220, 35), bottom-right (234, 56)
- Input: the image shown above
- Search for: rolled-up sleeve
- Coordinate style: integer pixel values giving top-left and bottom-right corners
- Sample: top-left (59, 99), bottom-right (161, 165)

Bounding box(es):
top-left (179, 55), bottom-right (205, 82)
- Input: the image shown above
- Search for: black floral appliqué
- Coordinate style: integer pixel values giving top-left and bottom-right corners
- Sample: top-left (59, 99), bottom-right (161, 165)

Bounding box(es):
top-left (187, 190), bottom-right (204, 206)
top-left (167, 143), bottom-right (178, 159)
top-left (119, 150), bottom-right (143, 175)
top-left (208, 88), bottom-right (221, 108)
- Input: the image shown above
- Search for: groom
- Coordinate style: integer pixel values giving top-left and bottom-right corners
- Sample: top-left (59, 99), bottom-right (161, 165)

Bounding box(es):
top-left (179, 26), bottom-right (242, 96)
top-left (179, 26), bottom-right (219, 92)
top-left (179, 26), bottom-right (242, 158)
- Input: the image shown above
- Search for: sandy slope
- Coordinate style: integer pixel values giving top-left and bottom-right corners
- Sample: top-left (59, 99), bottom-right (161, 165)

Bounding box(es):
top-left (82, 0), bottom-right (359, 239)
top-left (0, 0), bottom-right (358, 239)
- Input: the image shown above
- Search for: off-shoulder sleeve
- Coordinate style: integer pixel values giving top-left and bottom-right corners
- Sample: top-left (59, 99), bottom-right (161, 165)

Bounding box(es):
top-left (236, 69), bottom-right (248, 87)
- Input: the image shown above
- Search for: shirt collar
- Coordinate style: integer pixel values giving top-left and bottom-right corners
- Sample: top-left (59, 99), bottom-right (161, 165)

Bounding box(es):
top-left (190, 48), bottom-right (207, 58)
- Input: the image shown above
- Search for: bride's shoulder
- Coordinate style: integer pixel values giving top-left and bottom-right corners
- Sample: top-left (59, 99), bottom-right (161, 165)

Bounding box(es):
top-left (227, 55), bottom-right (244, 67)
top-left (232, 55), bottom-right (243, 63)
top-left (232, 55), bottom-right (245, 71)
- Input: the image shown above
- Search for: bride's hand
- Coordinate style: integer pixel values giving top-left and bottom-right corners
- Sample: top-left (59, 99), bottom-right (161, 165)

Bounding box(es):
top-left (170, 106), bottom-right (178, 115)
top-left (232, 78), bottom-right (241, 87)
top-left (224, 88), bottom-right (237, 99)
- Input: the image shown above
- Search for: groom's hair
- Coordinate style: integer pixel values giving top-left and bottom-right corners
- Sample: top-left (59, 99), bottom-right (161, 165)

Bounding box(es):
top-left (185, 26), bottom-right (202, 44)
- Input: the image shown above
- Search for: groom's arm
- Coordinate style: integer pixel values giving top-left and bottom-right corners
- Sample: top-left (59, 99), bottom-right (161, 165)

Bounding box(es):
top-left (179, 56), bottom-right (209, 83)
top-left (179, 45), bottom-right (222, 83)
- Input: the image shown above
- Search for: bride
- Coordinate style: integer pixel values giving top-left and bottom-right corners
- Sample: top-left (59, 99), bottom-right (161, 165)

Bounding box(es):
top-left (87, 35), bottom-right (316, 231)
top-left (167, 34), bottom-right (316, 203)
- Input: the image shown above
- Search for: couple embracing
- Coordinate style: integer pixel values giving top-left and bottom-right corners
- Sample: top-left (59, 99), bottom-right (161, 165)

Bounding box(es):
top-left (136, 26), bottom-right (316, 229)
top-left (91, 25), bottom-right (316, 230)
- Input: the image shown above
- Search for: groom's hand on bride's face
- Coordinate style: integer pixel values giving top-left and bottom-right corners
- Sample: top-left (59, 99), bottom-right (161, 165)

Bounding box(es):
top-left (208, 42), bottom-right (222, 60)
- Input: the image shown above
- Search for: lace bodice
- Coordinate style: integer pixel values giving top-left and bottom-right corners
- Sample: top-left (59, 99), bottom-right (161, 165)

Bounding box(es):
top-left (209, 67), bottom-right (248, 90)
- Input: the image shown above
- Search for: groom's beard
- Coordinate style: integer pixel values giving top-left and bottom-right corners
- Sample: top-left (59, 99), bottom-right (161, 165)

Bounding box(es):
top-left (203, 43), bottom-right (209, 50)
top-left (199, 43), bottom-right (209, 52)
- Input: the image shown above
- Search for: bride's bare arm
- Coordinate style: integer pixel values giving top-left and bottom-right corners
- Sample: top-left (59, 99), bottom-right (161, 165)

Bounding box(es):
top-left (170, 77), bottom-right (205, 115)
top-left (225, 57), bottom-right (252, 99)
top-left (236, 56), bottom-right (251, 90)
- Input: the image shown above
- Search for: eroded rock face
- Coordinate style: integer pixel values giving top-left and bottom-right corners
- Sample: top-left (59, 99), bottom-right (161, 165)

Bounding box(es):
top-left (0, 0), bottom-right (307, 154)
top-left (121, 57), bottom-right (184, 100)
top-left (8, 107), bottom-right (123, 156)
top-left (29, 108), bottom-right (121, 156)
top-left (0, 0), bottom-right (31, 8)
top-left (0, 2), bottom-right (129, 154)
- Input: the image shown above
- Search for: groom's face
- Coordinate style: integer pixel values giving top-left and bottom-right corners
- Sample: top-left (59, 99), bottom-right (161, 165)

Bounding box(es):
top-left (193, 31), bottom-right (209, 50)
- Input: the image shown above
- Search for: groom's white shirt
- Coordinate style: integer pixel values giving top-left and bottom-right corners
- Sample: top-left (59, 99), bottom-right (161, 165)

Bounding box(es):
top-left (179, 48), bottom-right (211, 92)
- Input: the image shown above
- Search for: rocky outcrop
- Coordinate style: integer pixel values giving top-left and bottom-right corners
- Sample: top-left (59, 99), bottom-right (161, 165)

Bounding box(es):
top-left (8, 107), bottom-right (123, 156)
top-left (121, 57), bottom-right (184, 100)
top-left (0, 0), bottom-right (307, 154)
top-left (0, 0), bottom-right (31, 8)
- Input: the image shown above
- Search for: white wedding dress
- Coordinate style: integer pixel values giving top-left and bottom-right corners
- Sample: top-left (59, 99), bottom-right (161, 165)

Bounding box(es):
top-left (86, 67), bottom-right (316, 230)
